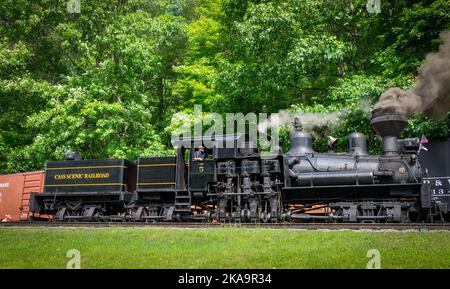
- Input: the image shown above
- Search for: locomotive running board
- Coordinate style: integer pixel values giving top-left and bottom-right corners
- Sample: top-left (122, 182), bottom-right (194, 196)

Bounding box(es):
top-left (282, 183), bottom-right (422, 201)
top-left (282, 183), bottom-right (422, 190)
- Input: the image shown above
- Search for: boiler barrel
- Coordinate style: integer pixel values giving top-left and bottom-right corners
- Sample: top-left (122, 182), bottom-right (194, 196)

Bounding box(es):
top-left (297, 171), bottom-right (374, 186)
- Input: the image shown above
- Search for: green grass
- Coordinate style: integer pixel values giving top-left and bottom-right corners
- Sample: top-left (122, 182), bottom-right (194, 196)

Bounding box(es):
top-left (0, 227), bottom-right (449, 269)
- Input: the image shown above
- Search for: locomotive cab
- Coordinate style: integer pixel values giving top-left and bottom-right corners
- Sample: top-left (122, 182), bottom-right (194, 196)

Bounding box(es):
top-left (171, 134), bottom-right (259, 193)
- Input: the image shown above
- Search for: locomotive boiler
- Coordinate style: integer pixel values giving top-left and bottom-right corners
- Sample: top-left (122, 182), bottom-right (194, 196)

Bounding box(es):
top-left (29, 110), bottom-right (448, 223)
top-left (282, 112), bottom-right (426, 222)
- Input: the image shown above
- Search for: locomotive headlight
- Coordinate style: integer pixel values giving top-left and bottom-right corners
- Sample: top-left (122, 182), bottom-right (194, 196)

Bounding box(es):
top-left (398, 166), bottom-right (406, 174)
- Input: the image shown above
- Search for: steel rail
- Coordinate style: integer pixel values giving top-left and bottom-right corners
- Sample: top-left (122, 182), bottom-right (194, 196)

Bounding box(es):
top-left (0, 221), bottom-right (449, 230)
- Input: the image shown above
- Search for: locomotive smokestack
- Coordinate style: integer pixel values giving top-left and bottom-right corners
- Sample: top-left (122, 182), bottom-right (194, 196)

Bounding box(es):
top-left (370, 108), bottom-right (408, 155)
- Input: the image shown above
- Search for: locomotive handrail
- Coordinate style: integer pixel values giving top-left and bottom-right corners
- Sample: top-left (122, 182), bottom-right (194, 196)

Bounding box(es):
top-left (296, 155), bottom-right (356, 173)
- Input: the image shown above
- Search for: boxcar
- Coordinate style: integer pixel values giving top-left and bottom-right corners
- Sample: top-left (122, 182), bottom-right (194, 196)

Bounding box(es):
top-left (0, 171), bottom-right (47, 221)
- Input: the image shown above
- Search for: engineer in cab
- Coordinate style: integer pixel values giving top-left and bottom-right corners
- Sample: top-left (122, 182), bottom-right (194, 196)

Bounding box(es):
top-left (193, 145), bottom-right (208, 161)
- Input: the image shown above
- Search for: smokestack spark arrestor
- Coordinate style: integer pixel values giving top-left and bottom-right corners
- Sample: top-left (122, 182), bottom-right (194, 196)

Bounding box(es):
top-left (370, 113), bottom-right (408, 155)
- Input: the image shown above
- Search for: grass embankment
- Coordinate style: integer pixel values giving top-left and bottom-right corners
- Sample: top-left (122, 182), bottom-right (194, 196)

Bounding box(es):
top-left (0, 227), bottom-right (448, 269)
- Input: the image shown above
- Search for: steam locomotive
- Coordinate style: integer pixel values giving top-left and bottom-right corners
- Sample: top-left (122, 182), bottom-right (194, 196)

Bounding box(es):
top-left (29, 111), bottom-right (449, 223)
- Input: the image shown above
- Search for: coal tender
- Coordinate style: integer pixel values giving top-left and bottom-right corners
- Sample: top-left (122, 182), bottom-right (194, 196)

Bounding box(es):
top-left (30, 153), bottom-right (136, 221)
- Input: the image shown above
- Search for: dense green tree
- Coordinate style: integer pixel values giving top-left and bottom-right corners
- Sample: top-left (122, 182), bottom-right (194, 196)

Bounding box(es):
top-left (172, 1), bottom-right (224, 111)
top-left (7, 95), bottom-right (169, 172)
top-left (1, 0), bottom-right (185, 172)
top-left (215, 0), bottom-right (351, 112)
top-left (0, 38), bottom-right (56, 172)
top-left (0, 0), bottom-right (449, 173)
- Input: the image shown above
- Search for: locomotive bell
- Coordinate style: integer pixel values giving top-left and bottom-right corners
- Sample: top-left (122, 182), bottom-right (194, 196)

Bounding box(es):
top-left (348, 132), bottom-right (368, 156)
top-left (370, 113), bottom-right (408, 155)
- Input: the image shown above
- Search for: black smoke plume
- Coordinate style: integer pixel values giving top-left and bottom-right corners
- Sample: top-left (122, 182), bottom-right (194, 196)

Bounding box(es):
top-left (373, 31), bottom-right (450, 119)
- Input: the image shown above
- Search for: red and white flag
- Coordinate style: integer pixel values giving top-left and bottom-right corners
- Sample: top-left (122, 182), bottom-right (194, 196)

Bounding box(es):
top-left (419, 135), bottom-right (429, 151)
top-left (420, 135), bottom-right (429, 144)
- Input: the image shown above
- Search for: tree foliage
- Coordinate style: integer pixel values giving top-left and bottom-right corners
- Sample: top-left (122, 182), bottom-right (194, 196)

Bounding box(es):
top-left (0, 0), bottom-right (449, 173)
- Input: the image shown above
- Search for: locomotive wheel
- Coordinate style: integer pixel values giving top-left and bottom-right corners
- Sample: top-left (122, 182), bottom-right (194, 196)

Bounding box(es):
top-left (92, 210), bottom-right (104, 222)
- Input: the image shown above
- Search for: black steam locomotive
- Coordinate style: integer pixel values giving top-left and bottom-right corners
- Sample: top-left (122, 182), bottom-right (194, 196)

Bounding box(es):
top-left (30, 112), bottom-right (449, 223)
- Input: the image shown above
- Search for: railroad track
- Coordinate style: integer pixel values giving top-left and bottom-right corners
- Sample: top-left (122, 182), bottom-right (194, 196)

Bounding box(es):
top-left (0, 221), bottom-right (449, 230)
